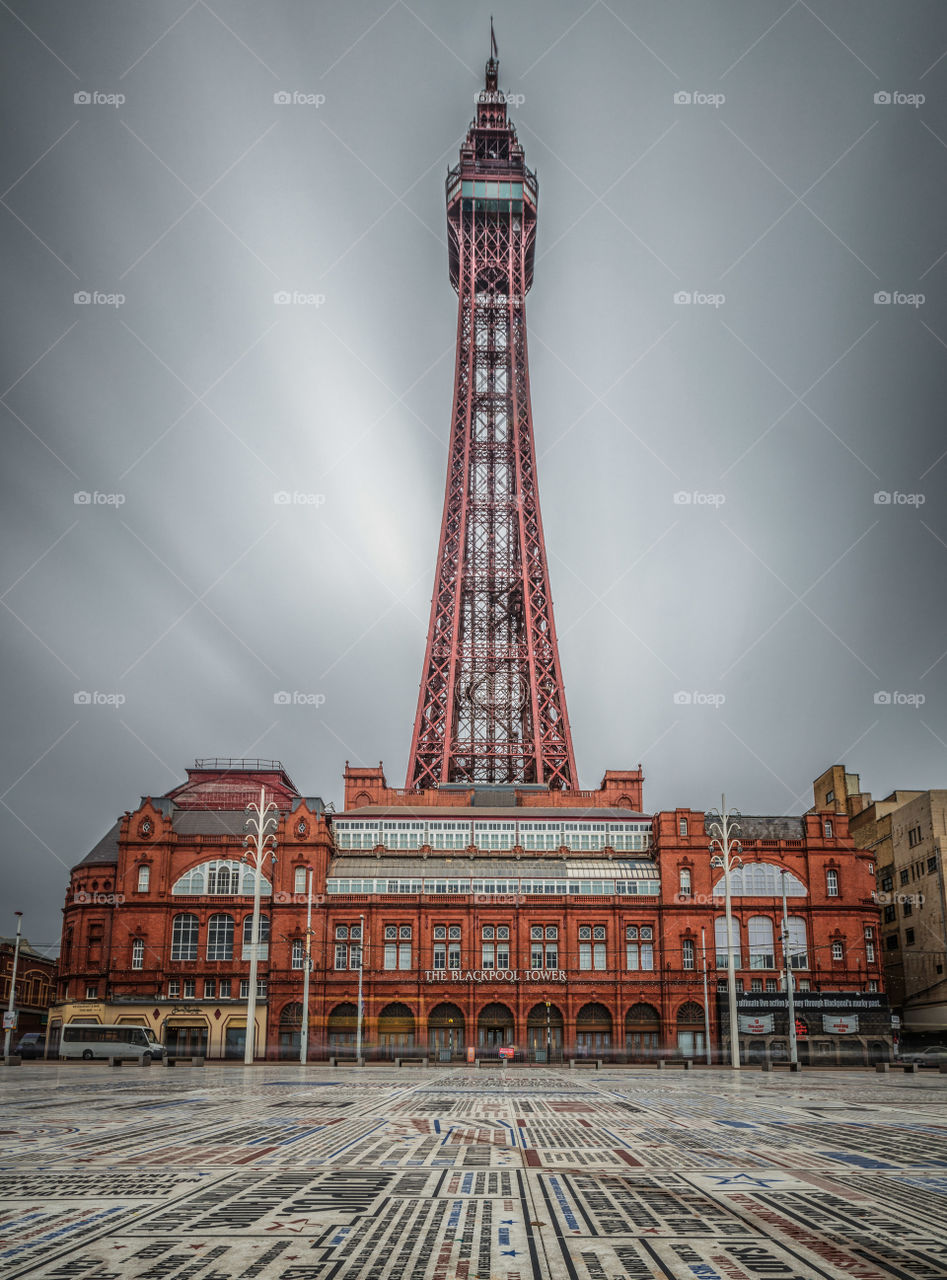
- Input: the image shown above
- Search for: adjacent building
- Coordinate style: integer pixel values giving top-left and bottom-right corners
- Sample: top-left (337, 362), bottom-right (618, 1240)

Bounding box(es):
top-left (1, 935), bottom-right (56, 1041)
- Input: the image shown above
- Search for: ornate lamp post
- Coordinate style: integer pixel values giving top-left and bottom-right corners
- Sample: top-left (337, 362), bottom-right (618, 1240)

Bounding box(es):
top-left (300, 867), bottom-right (313, 1065)
top-left (243, 787), bottom-right (278, 1065)
top-left (780, 869), bottom-right (799, 1068)
top-left (708, 794), bottom-right (742, 1070)
top-left (355, 913), bottom-right (364, 1064)
top-left (545, 999), bottom-right (551, 1064)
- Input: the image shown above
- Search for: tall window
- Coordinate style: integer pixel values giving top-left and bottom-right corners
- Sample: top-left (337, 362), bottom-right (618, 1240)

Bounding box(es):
top-left (333, 923), bottom-right (361, 969)
top-left (679, 817), bottom-right (688, 836)
top-left (242, 914), bottom-right (271, 958)
top-left (384, 925), bottom-right (413, 970)
top-left (786, 917), bottom-right (808, 969)
top-left (679, 868), bottom-right (692, 895)
top-left (831, 940), bottom-right (844, 960)
top-left (824, 820), bottom-right (833, 838)
top-left (137, 865), bottom-right (150, 893)
top-left (292, 938), bottom-right (305, 970)
top-left (481, 924), bottom-right (510, 969)
top-left (294, 866), bottom-right (308, 894)
top-left (171, 913), bottom-right (199, 962)
top-left (206, 913), bottom-right (234, 961)
top-left (748, 916), bottom-right (775, 969)
top-left (579, 925), bottom-right (607, 970)
top-left (207, 863), bottom-right (241, 895)
top-left (682, 938), bottom-right (695, 970)
top-left (530, 925), bottom-right (558, 969)
top-left (826, 869), bottom-right (839, 897)
top-left (714, 916), bottom-right (741, 968)
top-left (864, 926), bottom-right (875, 964)
top-left (625, 926), bottom-right (654, 971)
top-left (131, 938), bottom-right (144, 970)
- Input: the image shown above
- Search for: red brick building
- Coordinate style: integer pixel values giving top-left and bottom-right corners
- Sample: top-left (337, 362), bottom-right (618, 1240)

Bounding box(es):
top-left (50, 757), bottom-right (888, 1064)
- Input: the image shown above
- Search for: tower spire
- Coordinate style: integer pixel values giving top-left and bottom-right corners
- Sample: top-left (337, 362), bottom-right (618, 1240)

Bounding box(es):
top-left (406, 44), bottom-right (578, 791)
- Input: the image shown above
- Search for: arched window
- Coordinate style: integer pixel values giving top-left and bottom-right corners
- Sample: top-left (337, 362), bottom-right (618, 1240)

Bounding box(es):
top-left (206, 914), bottom-right (234, 961)
top-left (711, 863), bottom-right (806, 897)
top-left (786, 917), bottom-right (808, 969)
top-left (679, 867), bottom-right (692, 894)
top-left (714, 916), bottom-right (741, 968)
top-left (137, 865), bottom-right (150, 893)
top-left (172, 860), bottom-right (272, 897)
top-left (170, 913), bottom-right (199, 961)
top-left (826, 869), bottom-right (839, 897)
top-left (748, 916), bottom-right (775, 969)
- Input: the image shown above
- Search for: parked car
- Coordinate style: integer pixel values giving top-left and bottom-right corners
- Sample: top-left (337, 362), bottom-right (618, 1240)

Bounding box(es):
top-left (14, 1033), bottom-right (45, 1059)
top-left (899, 1045), bottom-right (947, 1066)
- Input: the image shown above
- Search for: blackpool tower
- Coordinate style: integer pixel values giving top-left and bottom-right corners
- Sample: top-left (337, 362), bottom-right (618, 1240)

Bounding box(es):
top-left (407, 35), bottom-right (577, 791)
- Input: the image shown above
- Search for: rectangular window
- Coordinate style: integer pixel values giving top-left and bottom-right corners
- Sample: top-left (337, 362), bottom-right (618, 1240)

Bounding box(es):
top-left (928, 855), bottom-right (938, 873)
top-left (240, 979), bottom-right (249, 998)
top-left (900, 868), bottom-right (910, 885)
top-left (257, 979), bottom-right (267, 998)
top-left (908, 826), bottom-right (922, 848)
top-left (531, 945), bottom-right (544, 968)
top-left (167, 980), bottom-right (179, 998)
top-left (580, 942), bottom-right (591, 971)
top-left (881, 874), bottom-right (893, 892)
top-left (294, 867), bottom-right (308, 894)
top-left (826, 869), bottom-right (839, 897)
top-left (751, 977), bottom-right (763, 991)
top-left (183, 979), bottom-right (195, 999)
top-left (448, 942), bottom-right (461, 970)
top-left (349, 944), bottom-right (361, 970)
top-left (831, 941), bottom-right (844, 960)
top-left (292, 939), bottom-right (305, 970)
top-left (433, 943), bottom-right (446, 970)
top-left (204, 979), bottom-right (216, 998)
top-left (798, 978), bottom-right (810, 991)
top-left (765, 978), bottom-right (778, 992)
top-left (593, 943), bottom-right (606, 970)
top-left (868, 979), bottom-right (879, 992)
top-left (905, 929), bottom-right (915, 946)
top-left (865, 941), bottom-right (875, 962)
top-left (883, 905), bottom-right (896, 923)
top-left (137, 866), bottom-right (150, 892)
top-left (399, 943), bottom-right (412, 970)
top-left (219, 979), bottom-right (231, 998)
top-left (85, 985), bottom-right (98, 1000)
top-left (131, 938), bottom-right (144, 970)
top-left (682, 939), bottom-right (695, 970)
top-left (334, 944), bottom-right (348, 970)
top-left (384, 943), bottom-right (397, 970)
top-left (482, 942), bottom-right (495, 969)
top-left (679, 868), bottom-right (691, 894)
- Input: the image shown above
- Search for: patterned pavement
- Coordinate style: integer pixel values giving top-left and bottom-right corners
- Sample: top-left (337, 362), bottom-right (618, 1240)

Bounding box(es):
top-left (2, 1063), bottom-right (947, 1279)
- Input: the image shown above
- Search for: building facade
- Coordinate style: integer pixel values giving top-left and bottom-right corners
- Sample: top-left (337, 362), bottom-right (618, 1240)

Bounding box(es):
top-left (1, 936), bottom-right (56, 1041)
top-left (48, 759), bottom-right (888, 1063)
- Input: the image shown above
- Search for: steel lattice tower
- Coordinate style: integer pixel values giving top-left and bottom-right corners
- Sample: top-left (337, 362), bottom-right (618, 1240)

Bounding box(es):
top-left (407, 41), bottom-right (577, 791)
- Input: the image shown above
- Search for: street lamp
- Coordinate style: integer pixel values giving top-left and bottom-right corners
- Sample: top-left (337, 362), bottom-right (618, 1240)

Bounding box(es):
top-left (545, 1000), bottom-right (551, 1064)
top-left (243, 786), bottom-right (278, 1065)
top-left (448, 1016), bottom-right (454, 1061)
top-left (3, 912), bottom-right (23, 1061)
top-left (708, 793), bottom-right (742, 1071)
top-left (300, 868), bottom-right (313, 1066)
top-left (355, 913), bottom-right (364, 1064)
top-left (780, 869), bottom-right (799, 1068)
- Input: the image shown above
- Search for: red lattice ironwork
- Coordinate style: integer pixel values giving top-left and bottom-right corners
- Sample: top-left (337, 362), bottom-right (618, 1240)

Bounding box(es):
top-left (407, 49), bottom-right (577, 791)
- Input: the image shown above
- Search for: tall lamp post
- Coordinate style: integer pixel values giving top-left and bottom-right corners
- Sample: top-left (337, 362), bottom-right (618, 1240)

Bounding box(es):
top-left (300, 868), bottom-right (313, 1065)
top-left (243, 787), bottom-right (278, 1065)
top-left (700, 927), bottom-right (712, 1065)
top-left (780, 869), bottom-right (799, 1068)
top-left (3, 912), bottom-right (23, 1060)
top-left (708, 794), bottom-right (742, 1070)
top-left (355, 913), bottom-right (364, 1064)
top-left (546, 999), bottom-right (551, 1065)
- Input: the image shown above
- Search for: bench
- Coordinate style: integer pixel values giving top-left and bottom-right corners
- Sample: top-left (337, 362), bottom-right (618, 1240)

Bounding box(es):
top-left (902, 1063), bottom-right (919, 1073)
top-left (164, 1056), bottom-right (205, 1067)
top-left (2, 1055), bottom-right (22, 1067)
top-left (569, 1059), bottom-right (602, 1070)
top-left (394, 1057), bottom-right (429, 1068)
top-left (656, 1059), bottom-right (693, 1070)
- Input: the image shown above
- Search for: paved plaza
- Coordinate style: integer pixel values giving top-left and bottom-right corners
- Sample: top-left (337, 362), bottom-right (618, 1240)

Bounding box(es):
top-left (1, 1064), bottom-right (947, 1279)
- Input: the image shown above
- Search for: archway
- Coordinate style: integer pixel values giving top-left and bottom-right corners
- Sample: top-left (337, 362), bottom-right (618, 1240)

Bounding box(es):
top-left (576, 1002), bottom-right (613, 1056)
top-left (377, 1002), bottom-right (416, 1056)
top-left (327, 1002), bottom-right (358, 1055)
top-left (428, 1002), bottom-right (465, 1058)
top-left (527, 1002), bottom-right (564, 1061)
top-left (477, 1002), bottom-right (514, 1053)
top-left (278, 1002), bottom-right (303, 1060)
top-left (675, 1001), bottom-right (705, 1059)
top-left (625, 1002), bottom-right (660, 1060)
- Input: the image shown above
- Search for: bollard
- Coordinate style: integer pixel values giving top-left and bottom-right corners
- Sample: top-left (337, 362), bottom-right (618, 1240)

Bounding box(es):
top-left (683, 1060), bottom-right (693, 1070)
top-left (875, 1063), bottom-right (889, 1073)
top-left (903, 1063), bottom-right (919, 1073)
top-left (656, 1060), bottom-right (665, 1070)
top-left (761, 1063), bottom-right (774, 1072)
top-left (109, 1057), bottom-right (122, 1067)
top-left (789, 1062), bottom-right (802, 1072)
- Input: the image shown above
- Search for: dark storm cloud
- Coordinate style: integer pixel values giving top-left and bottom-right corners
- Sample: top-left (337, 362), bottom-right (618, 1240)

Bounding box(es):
top-left (1, 0), bottom-right (945, 951)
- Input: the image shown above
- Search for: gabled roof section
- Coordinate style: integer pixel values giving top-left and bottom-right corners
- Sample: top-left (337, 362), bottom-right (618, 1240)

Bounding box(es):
top-left (164, 758), bottom-right (301, 812)
top-left (75, 820), bottom-right (121, 868)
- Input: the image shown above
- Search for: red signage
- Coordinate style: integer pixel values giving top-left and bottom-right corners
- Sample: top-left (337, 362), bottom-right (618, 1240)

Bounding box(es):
top-left (498, 1046), bottom-right (515, 1059)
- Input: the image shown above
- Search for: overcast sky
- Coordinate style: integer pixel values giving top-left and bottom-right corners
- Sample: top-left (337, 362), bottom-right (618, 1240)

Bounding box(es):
top-left (2, 0), bottom-right (946, 952)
